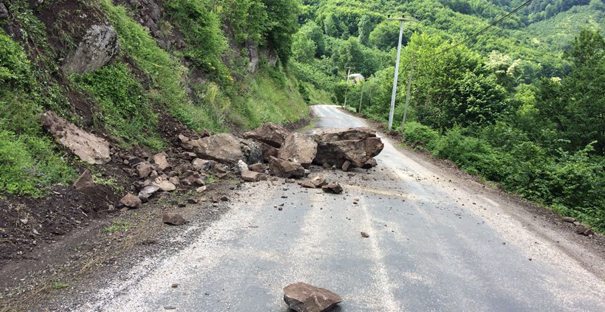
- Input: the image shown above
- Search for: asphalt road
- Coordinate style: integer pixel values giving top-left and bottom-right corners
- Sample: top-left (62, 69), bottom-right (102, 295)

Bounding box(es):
top-left (83, 105), bottom-right (605, 312)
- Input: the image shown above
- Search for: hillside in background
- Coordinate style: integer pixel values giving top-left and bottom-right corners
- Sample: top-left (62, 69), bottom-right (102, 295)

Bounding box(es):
top-left (290, 0), bottom-right (605, 232)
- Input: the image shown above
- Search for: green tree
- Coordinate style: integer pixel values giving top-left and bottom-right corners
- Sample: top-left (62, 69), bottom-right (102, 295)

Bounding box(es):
top-left (292, 32), bottom-right (317, 62)
top-left (262, 0), bottom-right (300, 64)
top-left (358, 15), bottom-right (373, 45)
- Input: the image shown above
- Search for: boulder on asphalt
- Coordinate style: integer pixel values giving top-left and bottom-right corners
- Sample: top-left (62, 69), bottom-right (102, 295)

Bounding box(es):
top-left (300, 175), bottom-right (326, 189)
top-left (62, 25), bottom-right (119, 74)
top-left (120, 193), bottom-right (142, 208)
top-left (40, 111), bottom-right (111, 164)
top-left (278, 133), bottom-right (318, 167)
top-left (283, 282), bottom-right (342, 312)
top-left (153, 152), bottom-right (170, 171)
top-left (151, 177), bottom-right (176, 191)
top-left (309, 127), bottom-right (384, 168)
top-left (72, 170), bottom-right (95, 190)
top-left (162, 213), bottom-right (187, 226)
top-left (300, 180), bottom-right (317, 188)
top-left (341, 160), bottom-right (351, 172)
top-left (138, 185), bottom-right (160, 201)
top-left (322, 183), bottom-right (343, 194)
top-left (244, 123), bottom-right (289, 148)
top-left (182, 133), bottom-right (261, 165)
top-left (362, 158), bottom-right (378, 169)
top-left (269, 156), bottom-right (305, 179)
top-left (241, 170), bottom-right (267, 182)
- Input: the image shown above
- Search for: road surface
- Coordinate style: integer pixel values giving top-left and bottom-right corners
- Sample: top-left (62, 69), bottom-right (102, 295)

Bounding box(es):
top-left (82, 105), bottom-right (605, 311)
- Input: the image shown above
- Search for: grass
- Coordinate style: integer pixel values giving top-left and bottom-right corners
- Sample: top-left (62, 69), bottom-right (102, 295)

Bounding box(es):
top-left (102, 219), bottom-right (131, 233)
top-left (50, 282), bottom-right (69, 290)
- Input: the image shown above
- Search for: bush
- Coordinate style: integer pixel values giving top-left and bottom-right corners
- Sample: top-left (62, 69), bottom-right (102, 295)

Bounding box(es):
top-left (402, 122), bottom-right (439, 146)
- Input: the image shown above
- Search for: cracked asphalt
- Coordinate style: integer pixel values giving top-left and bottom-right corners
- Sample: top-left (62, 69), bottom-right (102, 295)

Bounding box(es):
top-left (79, 105), bottom-right (605, 312)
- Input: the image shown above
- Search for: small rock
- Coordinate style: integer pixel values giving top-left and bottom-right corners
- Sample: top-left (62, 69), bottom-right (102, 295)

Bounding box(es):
top-left (136, 162), bottom-right (154, 179)
top-left (241, 170), bottom-right (266, 182)
top-left (168, 176), bottom-right (180, 186)
top-left (220, 196), bottom-right (229, 202)
top-left (120, 193), bottom-right (142, 208)
top-left (196, 186), bottom-right (207, 193)
top-left (138, 185), bottom-right (160, 201)
top-left (152, 177), bottom-right (176, 192)
top-left (576, 225), bottom-right (595, 236)
top-left (562, 217), bottom-right (576, 223)
top-left (361, 231), bottom-right (369, 238)
top-left (300, 180), bottom-right (317, 188)
top-left (342, 160), bottom-right (351, 172)
top-left (178, 202), bottom-right (186, 208)
top-left (322, 183), bottom-right (343, 194)
top-left (283, 282), bottom-right (342, 312)
top-left (171, 283), bottom-right (179, 288)
top-left (162, 213), bottom-right (187, 226)
top-left (187, 198), bottom-right (200, 204)
top-left (237, 159), bottom-right (249, 173)
top-left (249, 163), bottom-right (266, 173)
top-left (153, 152), bottom-right (170, 171)
top-left (192, 158), bottom-right (212, 171)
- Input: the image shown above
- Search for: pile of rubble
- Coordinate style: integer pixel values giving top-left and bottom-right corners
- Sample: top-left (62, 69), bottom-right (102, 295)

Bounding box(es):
top-left (43, 112), bottom-right (383, 211)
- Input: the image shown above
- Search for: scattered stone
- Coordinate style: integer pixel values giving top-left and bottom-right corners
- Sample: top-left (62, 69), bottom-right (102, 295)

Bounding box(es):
top-left (168, 176), bottom-right (180, 186)
top-left (192, 158), bottom-right (212, 171)
top-left (62, 25), bottom-right (119, 74)
top-left (72, 170), bottom-right (95, 190)
top-left (310, 175), bottom-right (326, 187)
top-left (562, 217), bottom-right (576, 223)
top-left (269, 156), bottom-right (305, 178)
top-left (178, 202), bottom-right (186, 207)
top-left (196, 186), bottom-right (207, 193)
top-left (136, 162), bottom-right (154, 178)
top-left (361, 231), bottom-right (369, 238)
top-left (120, 193), bottom-right (142, 209)
top-left (237, 160), bottom-right (249, 173)
top-left (243, 123), bottom-right (289, 148)
top-left (362, 158), bottom-right (378, 169)
top-left (300, 180), bottom-right (316, 188)
top-left (576, 225), bottom-right (595, 236)
top-left (187, 198), bottom-right (200, 204)
top-left (220, 196), bottom-right (229, 202)
top-left (285, 178), bottom-right (296, 183)
top-left (153, 152), bottom-right (170, 171)
top-left (278, 133), bottom-right (318, 167)
top-left (152, 177), bottom-right (177, 192)
top-left (341, 160), bottom-right (351, 172)
top-left (171, 283), bottom-right (178, 288)
top-left (249, 163), bottom-right (266, 173)
top-left (283, 282), bottom-right (342, 312)
top-left (241, 170), bottom-right (266, 182)
top-left (40, 111), bottom-right (111, 164)
top-left (162, 213), bottom-right (187, 226)
top-left (322, 183), bottom-right (343, 194)
top-left (138, 185), bottom-right (160, 201)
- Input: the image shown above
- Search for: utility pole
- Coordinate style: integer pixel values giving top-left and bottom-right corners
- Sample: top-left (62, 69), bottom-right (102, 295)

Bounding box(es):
top-left (387, 15), bottom-right (418, 130)
top-left (358, 82), bottom-right (364, 113)
top-left (401, 54), bottom-right (415, 132)
top-left (343, 66), bottom-right (354, 108)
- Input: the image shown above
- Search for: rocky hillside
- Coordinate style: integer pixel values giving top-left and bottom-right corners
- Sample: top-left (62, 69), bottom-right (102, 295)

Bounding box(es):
top-left (0, 0), bottom-right (307, 262)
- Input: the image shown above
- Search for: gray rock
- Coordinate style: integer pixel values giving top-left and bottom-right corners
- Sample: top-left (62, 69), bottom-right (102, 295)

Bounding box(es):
top-left (241, 170), bottom-right (266, 182)
top-left (162, 213), bottom-right (187, 226)
top-left (310, 128), bottom-right (384, 168)
top-left (269, 156), bottom-right (305, 179)
top-left (136, 162), bottom-right (154, 179)
top-left (153, 152), bottom-right (170, 171)
top-left (322, 183), bottom-right (343, 194)
top-left (278, 133), bottom-right (318, 167)
top-left (62, 25), bottom-right (119, 74)
top-left (138, 185), bottom-right (160, 201)
top-left (283, 282), bottom-right (342, 312)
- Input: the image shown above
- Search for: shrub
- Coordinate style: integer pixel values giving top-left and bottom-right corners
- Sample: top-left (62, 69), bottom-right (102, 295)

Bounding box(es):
top-left (402, 122), bottom-right (439, 146)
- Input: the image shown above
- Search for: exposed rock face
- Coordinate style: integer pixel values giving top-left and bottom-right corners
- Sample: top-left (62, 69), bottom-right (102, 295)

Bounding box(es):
top-left (310, 128), bottom-right (383, 168)
top-left (278, 133), bottom-right (318, 167)
top-left (181, 133), bottom-right (261, 165)
top-left (40, 111), bottom-right (111, 164)
top-left (269, 156), bottom-right (305, 179)
top-left (62, 25), bottom-right (119, 74)
top-left (283, 282), bottom-right (342, 312)
top-left (120, 193), bottom-right (142, 208)
top-left (72, 170), bottom-right (95, 190)
top-left (162, 213), bottom-right (187, 226)
top-left (244, 123), bottom-right (289, 148)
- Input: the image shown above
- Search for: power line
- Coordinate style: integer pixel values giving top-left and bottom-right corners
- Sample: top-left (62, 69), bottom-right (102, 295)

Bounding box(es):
top-left (426, 0), bottom-right (533, 60)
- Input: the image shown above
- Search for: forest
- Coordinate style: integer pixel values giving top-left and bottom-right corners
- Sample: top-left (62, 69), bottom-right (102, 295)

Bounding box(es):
top-left (290, 0), bottom-right (605, 231)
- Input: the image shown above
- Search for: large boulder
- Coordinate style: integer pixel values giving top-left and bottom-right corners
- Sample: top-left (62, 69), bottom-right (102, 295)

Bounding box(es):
top-left (283, 282), bottom-right (342, 312)
top-left (244, 123), bottom-right (289, 148)
top-left (62, 25), bottom-right (119, 74)
top-left (40, 111), bottom-right (111, 164)
top-left (269, 156), bottom-right (305, 179)
top-left (309, 128), bottom-right (384, 168)
top-left (181, 133), bottom-right (261, 165)
top-left (278, 133), bottom-right (318, 167)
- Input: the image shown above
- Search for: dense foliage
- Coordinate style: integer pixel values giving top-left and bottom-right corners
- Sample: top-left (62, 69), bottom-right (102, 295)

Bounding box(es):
top-left (292, 0), bottom-right (605, 231)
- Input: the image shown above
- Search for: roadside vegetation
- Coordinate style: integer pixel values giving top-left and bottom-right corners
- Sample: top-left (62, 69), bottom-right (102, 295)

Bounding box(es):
top-left (290, 0), bottom-right (604, 232)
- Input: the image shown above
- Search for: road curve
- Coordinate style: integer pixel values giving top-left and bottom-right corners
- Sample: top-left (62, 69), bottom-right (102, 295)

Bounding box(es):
top-left (82, 105), bottom-right (605, 311)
